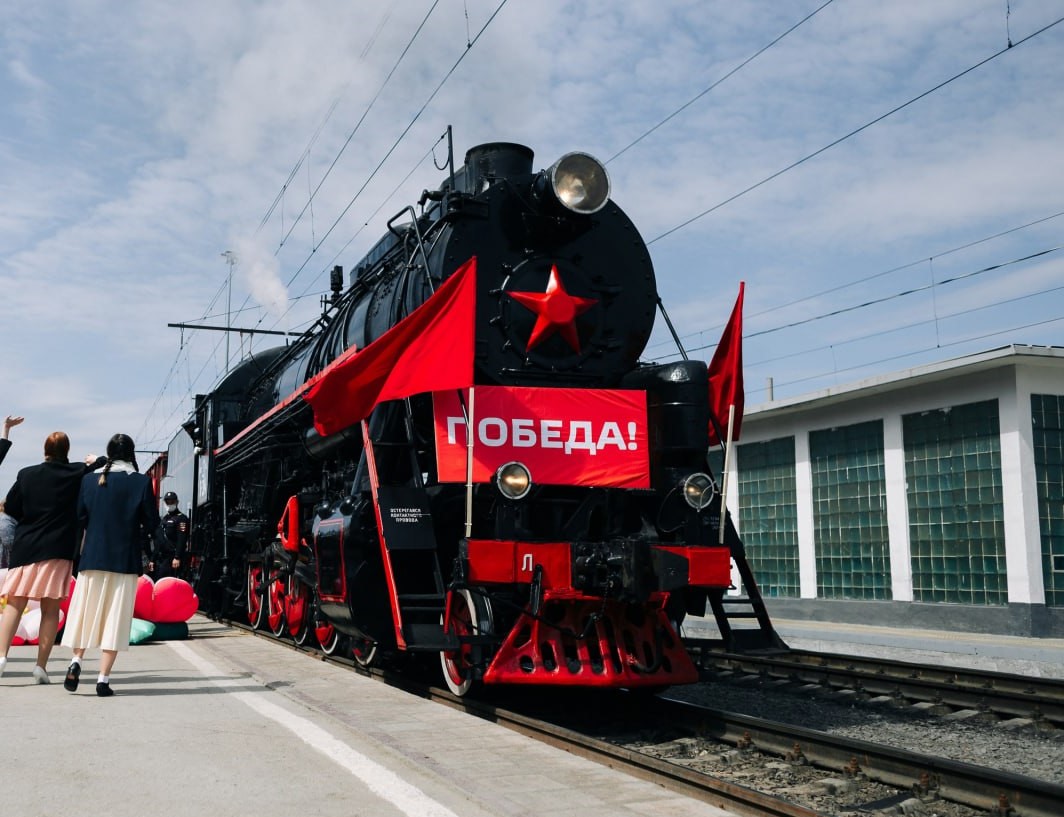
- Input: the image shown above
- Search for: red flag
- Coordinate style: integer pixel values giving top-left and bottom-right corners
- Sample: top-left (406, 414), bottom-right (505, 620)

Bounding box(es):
top-left (304, 257), bottom-right (477, 436)
top-left (707, 282), bottom-right (744, 446)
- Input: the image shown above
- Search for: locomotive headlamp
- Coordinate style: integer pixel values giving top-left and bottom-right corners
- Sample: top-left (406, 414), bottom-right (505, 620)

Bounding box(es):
top-left (682, 473), bottom-right (716, 511)
top-left (545, 152), bottom-right (611, 214)
top-left (496, 461), bottom-right (532, 500)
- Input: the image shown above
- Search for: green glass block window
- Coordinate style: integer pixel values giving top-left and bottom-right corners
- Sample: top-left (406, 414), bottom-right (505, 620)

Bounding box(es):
top-left (809, 420), bottom-right (891, 600)
top-left (1032, 394), bottom-right (1064, 607)
top-left (904, 400), bottom-right (1006, 605)
top-left (735, 437), bottom-right (799, 598)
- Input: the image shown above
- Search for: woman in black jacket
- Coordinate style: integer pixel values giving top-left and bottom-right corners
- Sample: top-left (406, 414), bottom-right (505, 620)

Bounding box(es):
top-left (61, 434), bottom-right (158, 696)
top-left (0, 430), bottom-right (91, 683)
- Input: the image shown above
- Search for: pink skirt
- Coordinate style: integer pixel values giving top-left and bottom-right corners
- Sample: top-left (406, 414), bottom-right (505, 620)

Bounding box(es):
top-left (0, 559), bottom-right (73, 600)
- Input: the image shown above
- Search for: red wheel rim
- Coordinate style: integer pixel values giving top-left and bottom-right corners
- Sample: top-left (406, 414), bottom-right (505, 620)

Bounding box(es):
top-left (285, 580), bottom-right (309, 639)
top-left (267, 575), bottom-right (285, 635)
top-left (442, 594), bottom-right (475, 688)
top-left (247, 565), bottom-right (264, 626)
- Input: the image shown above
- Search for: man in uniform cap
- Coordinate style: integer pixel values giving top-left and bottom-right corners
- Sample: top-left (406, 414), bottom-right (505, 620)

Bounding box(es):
top-left (151, 491), bottom-right (189, 580)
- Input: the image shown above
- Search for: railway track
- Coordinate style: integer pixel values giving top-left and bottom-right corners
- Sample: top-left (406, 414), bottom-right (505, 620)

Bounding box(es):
top-left (228, 619), bottom-right (1064, 816)
top-left (687, 640), bottom-right (1064, 729)
top-left (631, 696), bottom-right (1064, 817)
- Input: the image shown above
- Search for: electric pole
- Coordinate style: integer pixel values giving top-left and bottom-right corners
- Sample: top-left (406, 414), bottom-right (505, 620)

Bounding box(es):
top-left (221, 250), bottom-right (236, 373)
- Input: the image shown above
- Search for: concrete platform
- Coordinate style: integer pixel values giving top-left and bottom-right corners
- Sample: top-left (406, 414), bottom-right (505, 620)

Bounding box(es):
top-left (1, 617), bottom-right (734, 817)
top-left (685, 614), bottom-right (1064, 679)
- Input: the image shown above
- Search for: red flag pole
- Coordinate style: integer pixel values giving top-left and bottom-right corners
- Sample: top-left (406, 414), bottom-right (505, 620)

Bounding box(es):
top-left (464, 386), bottom-right (475, 538)
top-left (719, 404), bottom-right (736, 545)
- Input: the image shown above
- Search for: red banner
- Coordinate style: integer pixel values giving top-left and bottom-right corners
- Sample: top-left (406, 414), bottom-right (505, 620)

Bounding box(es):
top-left (433, 386), bottom-right (649, 488)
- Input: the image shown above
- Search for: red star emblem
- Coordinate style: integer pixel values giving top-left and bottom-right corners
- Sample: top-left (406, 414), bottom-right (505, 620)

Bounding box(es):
top-left (507, 265), bottom-right (597, 352)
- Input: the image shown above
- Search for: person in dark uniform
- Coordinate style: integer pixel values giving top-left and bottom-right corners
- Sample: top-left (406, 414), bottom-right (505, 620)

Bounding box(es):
top-left (151, 491), bottom-right (189, 580)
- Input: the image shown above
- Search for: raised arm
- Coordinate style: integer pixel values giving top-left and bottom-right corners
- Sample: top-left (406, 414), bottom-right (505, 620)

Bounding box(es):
top-left (2, 416), bottom-right (24, 440)
top-left (0, 415), bottom-right (24, 467)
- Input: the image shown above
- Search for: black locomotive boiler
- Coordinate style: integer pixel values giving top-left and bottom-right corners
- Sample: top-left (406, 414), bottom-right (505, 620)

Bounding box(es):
top-left (157, 139), bottom-right (781, 694)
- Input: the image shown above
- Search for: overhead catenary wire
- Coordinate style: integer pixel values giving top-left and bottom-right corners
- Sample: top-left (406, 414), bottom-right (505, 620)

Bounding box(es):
top-left (649, 244), bottom-right (1062, 361)
top-left (646, 15), bottom-right (1064, 247)
top-left (142, 2), bottom-right (511, 448)
top-left (272, 0), bottom-right (511, 294)
top-left (758, 313), bottom-right (1064, 397)
top-left (226, 0), bottom-right (509, 345)
top-left (645, 209), bottom-right (1064, 353)
top-left (605, 0), bottom-right (837, 166)
top-left (741, 246), bottom-right (1060, 343)
top-left (269, 0), bottom-right (443, 255)
top-left (745, 282), bottom-right (1064, 372)
top-left (253, 144), bottom-right (441, 338)
top-left (256, 4), bottom-right (398, 237)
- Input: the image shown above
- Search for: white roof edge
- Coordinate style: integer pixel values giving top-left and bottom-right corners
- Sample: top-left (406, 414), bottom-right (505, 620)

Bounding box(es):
top-left (749, 344), bottom-right (1064, 416)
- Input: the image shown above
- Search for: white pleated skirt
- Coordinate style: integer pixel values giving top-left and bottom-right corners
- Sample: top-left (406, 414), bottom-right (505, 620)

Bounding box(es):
top-left (61, 570), bottom-right (138, 652)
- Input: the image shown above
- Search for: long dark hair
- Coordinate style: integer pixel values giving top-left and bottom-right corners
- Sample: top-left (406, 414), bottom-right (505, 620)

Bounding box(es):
top-left (98, 433), bottom-right (138, 486)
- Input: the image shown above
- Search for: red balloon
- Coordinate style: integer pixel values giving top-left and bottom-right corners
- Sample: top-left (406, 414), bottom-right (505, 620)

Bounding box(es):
top-left (133, 574), bottom-right (156, 620)
top-left (151, 577), bottom-right (198, 623)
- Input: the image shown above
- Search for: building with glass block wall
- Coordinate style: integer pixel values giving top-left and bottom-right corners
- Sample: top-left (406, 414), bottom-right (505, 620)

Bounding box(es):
top-left (720, 344), bottom-right (1064, 637)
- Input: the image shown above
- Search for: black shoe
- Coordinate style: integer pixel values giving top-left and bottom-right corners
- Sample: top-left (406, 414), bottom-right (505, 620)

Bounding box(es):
top-left (64, 663), bottom-right (81, 692)
top-left (96, 682), bottom-right (114, 697)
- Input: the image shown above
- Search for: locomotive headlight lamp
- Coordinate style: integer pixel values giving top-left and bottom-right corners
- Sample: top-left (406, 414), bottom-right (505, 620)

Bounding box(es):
top-left (545, 152), bottom-right (611, 214)
top-left (682, 473), bottom-right (716, 511)
top-left (496, 461), bottom-right (532, 500)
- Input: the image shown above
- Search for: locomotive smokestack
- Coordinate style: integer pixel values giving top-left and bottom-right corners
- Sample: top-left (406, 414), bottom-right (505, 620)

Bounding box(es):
top-left (462, 143), bottom-right (534, 192)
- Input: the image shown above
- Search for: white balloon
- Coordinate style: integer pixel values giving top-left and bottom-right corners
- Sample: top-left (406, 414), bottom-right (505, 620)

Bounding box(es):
top-left (14, 607), bottom-right (41, 641)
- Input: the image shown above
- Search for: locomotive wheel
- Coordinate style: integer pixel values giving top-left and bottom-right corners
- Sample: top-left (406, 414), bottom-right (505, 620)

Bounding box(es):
top-left (440, 589), bottom-right (493, 697)
top-left (267, 572), bottom-right (287, 638)
top-left (246, 563), bottom-right (268, 630)
top-left (317, 622), bottom-right (342, 655)
top-left (287, 580), bottom-right (313, 645)
top-left (351, 637), bottom-right (378, 668)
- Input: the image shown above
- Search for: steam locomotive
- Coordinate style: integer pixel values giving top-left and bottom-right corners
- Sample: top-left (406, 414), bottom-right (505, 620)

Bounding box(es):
top-left (153, 136), bottom-right (781, 695)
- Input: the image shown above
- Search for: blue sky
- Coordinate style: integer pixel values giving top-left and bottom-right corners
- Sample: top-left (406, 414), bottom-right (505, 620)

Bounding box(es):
top-left (1, 0), bottom-right (1062, 477)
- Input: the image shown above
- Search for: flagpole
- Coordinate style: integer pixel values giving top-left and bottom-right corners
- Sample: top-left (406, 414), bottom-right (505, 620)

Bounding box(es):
top-left (718, 404), bottom-right (735, 545)
top-left (464, 386), bottom-right (475, 539)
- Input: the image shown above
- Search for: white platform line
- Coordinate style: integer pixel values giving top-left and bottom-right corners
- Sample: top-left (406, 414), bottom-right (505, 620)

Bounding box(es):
top-left (168, 640), bottom-right (460, 817)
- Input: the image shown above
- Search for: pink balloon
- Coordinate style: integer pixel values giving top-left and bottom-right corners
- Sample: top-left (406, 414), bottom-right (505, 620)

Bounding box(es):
top-left (151, 577), bottom-right (198, 623)
top-left (133, 574), bottom-right (156, 620)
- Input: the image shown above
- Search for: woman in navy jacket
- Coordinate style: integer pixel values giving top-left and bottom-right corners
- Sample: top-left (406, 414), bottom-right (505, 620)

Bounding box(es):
top-left (62, 433), bottom-right (159, 696)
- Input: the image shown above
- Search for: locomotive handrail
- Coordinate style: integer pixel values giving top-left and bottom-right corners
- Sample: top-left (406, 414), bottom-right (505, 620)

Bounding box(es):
top-left (386, 206), bottom-right (434, 294)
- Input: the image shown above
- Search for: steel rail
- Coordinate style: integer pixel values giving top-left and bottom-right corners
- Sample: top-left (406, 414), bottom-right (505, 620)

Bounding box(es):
top-left (688, 642), bottom-right (1064, 726)
top-left (652, 696), bottom-right (1064, 817)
